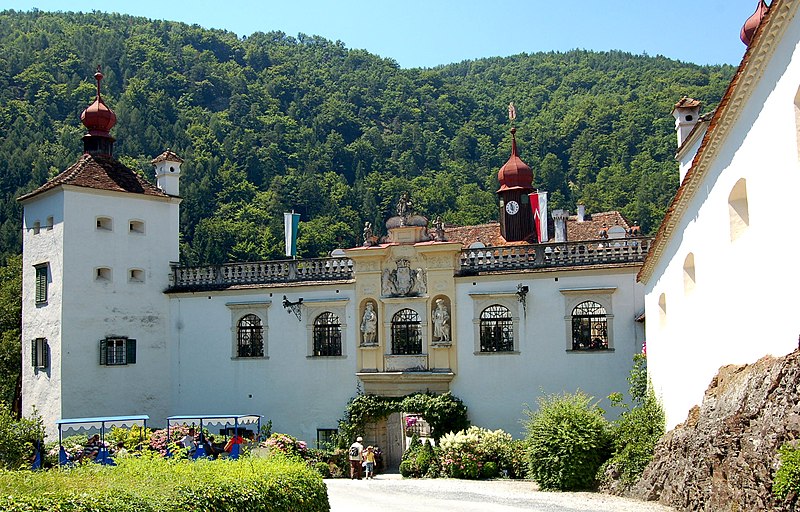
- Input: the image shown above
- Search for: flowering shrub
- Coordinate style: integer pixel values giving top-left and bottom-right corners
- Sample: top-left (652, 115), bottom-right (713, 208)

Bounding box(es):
top-left (440, 446), bottom-right (481, 479)
top-left (108, 425), bottom-right (152, 452)
top-left (437, 426), bottom-right (523, 479)
top-left (262, 432), bottom-right (308, 459)
top-left (149, 425), bottom-right (192, 456)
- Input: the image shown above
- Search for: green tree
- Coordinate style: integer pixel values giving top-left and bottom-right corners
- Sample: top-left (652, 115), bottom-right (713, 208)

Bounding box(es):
top-left (0, 255), bottom-right (22, 416)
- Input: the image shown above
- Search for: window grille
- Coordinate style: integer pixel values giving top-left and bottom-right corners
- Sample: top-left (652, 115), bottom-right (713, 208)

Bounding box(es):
top-left (313, 312), bottom-right (342, 356)
top-left (571, 301), bottom-right (608, 350)
top-left (479, 304), bottom-right (514, 352)
top-left (99, 337), bottom-right (136, 365)
top-left (35, 265), bottom-right (48, 304)
top-left (391, 309), bottom-right (422, 355)
top-left (31, 338), bottom-right (49, 369)
top-left (237, 314), bottom-right (264, 357)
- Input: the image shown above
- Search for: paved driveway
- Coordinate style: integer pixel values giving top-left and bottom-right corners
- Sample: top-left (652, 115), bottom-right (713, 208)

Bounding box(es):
top-left (325, 474), bottom-right (677, 512)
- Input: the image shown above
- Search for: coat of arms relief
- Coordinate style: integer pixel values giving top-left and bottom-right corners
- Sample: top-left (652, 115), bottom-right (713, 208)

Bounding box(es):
top-left (382, 259), bottom-right (426, 297)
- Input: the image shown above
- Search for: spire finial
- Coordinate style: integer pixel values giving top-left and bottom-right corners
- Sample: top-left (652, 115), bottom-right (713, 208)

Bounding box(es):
top-left (94, 65), bottom-right (103, 98)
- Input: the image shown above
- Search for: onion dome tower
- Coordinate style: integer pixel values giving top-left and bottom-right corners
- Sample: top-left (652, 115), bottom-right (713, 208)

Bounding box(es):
top-left (497, 127), bottom-right (536, 242)
top-left (741, 0), bottom-right (769, 46)
top-left (80, 66), bottom-right (117, 156)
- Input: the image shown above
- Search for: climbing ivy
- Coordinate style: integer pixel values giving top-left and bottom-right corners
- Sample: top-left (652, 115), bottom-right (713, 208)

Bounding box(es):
top-left (336, 391), bottom-right (469, 446)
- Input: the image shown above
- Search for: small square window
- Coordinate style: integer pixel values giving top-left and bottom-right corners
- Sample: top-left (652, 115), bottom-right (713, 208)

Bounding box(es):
top-left (96, 217), bottom-right (112, 231)
top-left (129, 269), bottom-right (144, 283)
top-left (99, 337), bottom-right (136, 365)
top-left (316, 428), bottom-right (338, 450)
top-left (96, 267), bottom-right (112, 281)
top-left (46, 216), bottom-right (53, 230)
top-left (32, 221), bottom-right (41, 235)
top-left (129, 220), bottom-right (145, 234)
top-left (31, 338), bottom-right (49, 369)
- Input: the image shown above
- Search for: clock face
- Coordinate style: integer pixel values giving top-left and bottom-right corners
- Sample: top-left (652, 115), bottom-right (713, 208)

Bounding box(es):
top-left (505, 200), bottom-right (520, 215)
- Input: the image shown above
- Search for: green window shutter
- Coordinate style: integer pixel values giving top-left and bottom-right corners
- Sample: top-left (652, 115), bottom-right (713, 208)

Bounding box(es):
top-left (42, 340), bottom-right (49, 369)
top-left (31, 339), bottom-right (37, 367)
top-left (126, 339), bottom-right (137, 364)
top-left (100, 340), bottom-right (107, 365)
top-left (35, 266), bottom-right (48, 304)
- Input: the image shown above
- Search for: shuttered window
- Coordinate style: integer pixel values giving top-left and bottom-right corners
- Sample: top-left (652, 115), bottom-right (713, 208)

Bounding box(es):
top-left (99, 337), bottom-right (136, 365)
top-left (35, 265), bottom-right (48, 304)
top-left (31, 338), bottom-right (49, 369)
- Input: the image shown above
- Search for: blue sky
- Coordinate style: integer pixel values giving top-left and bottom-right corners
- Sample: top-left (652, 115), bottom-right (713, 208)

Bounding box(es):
top-left (5, 0), bottom-right (760, 68)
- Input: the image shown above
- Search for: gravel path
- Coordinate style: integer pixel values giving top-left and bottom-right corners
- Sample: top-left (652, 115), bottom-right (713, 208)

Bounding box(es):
top-left (325, 474), bottom-right (677, 512)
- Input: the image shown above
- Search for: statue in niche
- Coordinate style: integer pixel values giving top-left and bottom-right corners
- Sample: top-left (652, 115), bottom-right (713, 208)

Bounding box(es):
top-left (361, 302), bottom-right (377, 345)
top-left (432, 298), bottom-right (450, 342)
top-left (382, 259), bottom-right (426, 297)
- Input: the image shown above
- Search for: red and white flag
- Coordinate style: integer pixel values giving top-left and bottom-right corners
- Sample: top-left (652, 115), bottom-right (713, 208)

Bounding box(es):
top-left (529, 192), bottom-right (548, 243)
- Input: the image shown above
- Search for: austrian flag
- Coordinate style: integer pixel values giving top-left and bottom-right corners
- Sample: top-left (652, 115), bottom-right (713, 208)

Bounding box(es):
top-left (529, 191), bottom-right (548, 243)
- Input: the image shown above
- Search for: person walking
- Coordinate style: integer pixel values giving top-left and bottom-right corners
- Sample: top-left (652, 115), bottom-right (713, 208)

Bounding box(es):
top-left (348, 436), bottom-right (364, 480)
top-left (364, 446), bottom-right (376, 479)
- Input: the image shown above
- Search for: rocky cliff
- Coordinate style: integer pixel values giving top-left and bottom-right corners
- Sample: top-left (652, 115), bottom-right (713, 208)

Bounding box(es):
top-left (631, 349), bottom-right (800, 511)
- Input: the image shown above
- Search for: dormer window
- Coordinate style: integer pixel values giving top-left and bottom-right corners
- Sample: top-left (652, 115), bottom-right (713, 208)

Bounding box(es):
top-left (129, 220), bottom-right (145, 234)
top-left (96, 217), bottom-right (112, 231)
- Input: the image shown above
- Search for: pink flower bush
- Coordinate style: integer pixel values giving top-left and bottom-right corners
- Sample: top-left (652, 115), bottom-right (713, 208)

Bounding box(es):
top-left (262, 432), bottom-right (308, 459)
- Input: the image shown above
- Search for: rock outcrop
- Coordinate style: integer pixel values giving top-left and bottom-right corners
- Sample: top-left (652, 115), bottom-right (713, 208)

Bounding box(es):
top-left (631, 349), bottom-right (800, 511)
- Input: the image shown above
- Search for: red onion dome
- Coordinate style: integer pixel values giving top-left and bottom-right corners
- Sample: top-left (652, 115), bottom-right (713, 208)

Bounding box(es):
top-left (741, 0), bottom-right (769, 47)
top-left (80, 68), bottom-right (116, 135)
top-left (497, 128), bottom-right (533, 192)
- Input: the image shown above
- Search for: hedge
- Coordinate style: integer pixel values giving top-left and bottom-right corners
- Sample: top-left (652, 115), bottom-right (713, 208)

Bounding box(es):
top-left (0, 454), bottom-right (329, 512)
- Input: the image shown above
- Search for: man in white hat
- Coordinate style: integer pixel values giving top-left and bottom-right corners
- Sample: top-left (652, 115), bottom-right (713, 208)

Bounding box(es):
top-left (348, 436), bottom-right (365, 479)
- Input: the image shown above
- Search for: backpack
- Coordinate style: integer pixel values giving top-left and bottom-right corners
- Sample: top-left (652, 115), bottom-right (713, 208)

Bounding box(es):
top-left (349, 445), bottom-right (360, 458)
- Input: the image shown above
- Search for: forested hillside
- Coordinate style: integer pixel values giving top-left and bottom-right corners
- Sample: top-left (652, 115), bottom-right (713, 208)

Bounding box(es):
top-left (0, 10), bottom-right (735, 264)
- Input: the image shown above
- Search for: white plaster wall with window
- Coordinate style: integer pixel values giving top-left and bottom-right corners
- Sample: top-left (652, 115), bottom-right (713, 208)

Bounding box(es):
top-left (168, 285), bottom-right (357, 444)
top-left (20, 190), bottom-right (64, 433)
top-left (50, 187), bottom-right (178, 435)
top-left (642, 6), bottom-right (800, 429)
top-left (452, 268), bottom-right (643, 437)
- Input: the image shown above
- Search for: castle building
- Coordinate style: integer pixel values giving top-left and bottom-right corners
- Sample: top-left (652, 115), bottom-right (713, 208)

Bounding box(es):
top-left (20, 70), bottom-right (650, 466)
top-left (640, 0), bottom-right (800, 429)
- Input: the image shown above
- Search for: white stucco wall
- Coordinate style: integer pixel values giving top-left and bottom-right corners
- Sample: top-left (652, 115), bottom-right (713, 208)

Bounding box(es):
top-left (644, 15), bottom-right (800, 429)
top-left (21, 191), bottom-right (65, 431)
top-left (169, 284), bottom-right (357, 443)
top-left (452, 268), bottom-right (644, 437)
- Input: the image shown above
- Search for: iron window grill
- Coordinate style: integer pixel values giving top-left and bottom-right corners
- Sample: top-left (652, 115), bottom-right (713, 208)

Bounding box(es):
top-left (99, 337), bottom-right (136, 365)
top-left (391, 308), bottom-right (422, 355)
top-left (479, 304), bottom-right (514, 352)
top-left (571, 301), bottom-right (609, 350)
top-left (237, 314), bottom-right (264, 357)
top-left (313, 312), bottom-right (342, 356)
top-left (35, 264), bottom-right (48, 304)
top-left (31, 338), bottom-right (49, 369)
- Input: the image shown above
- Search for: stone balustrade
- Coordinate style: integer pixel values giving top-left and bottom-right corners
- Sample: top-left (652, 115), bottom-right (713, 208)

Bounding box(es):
top-left (170, 257), bottom-right (354, 290)
top-left (457, 237), bottom-right (652, 275)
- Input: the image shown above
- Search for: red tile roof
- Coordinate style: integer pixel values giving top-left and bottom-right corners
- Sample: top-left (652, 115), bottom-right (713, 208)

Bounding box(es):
top-left (444, 211), bottom-right (632, 247)
top-left (151, 150), bottom-right (184, 164)
top-left (18, 153), bottom-right (168, 202)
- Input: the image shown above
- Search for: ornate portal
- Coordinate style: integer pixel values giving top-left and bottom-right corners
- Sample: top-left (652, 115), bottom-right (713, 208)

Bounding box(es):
top-left (382, 259), bottom-right (426, 297)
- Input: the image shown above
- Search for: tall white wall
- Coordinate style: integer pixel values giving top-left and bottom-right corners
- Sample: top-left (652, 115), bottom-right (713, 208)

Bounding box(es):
top-left (169, 285), bottom-right (357, 442)
top-left (645, 15), bottom-right (800, 429)
top-left (452, 268), bottom-right (644, 437)
top-left (21, 191), bottom-right (65, 430)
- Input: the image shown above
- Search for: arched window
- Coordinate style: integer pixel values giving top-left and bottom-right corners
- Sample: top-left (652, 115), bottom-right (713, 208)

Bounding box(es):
top-left (391, 309), bottom-right (422, 355)
top-left (313, 312), bottom-right (342, 356)
top-left (479, 305), bottom-right (514, 352)
top-left (571, 301), bottom-right (608, 350)
top-left (683, 253), bottom-right (696, 295)
top-left (658, 293), bottom-right (667, 329)
top-left (237, 314), bottom-right (264, 357)
top-left (728, 179), bottom-right (749, 241)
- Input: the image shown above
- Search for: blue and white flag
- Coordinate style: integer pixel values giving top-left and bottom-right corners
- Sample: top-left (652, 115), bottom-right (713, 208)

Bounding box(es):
top-left (284, 212), bottom-right (300, 257)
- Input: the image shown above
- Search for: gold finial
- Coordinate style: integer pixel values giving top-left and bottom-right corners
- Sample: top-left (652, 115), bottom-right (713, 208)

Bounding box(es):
top-left (508, 102), bottom-right (517, 123)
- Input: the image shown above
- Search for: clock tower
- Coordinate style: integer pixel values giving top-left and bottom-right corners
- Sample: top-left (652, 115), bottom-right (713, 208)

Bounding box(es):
top-left (497, 127), bottom-right (536, 242)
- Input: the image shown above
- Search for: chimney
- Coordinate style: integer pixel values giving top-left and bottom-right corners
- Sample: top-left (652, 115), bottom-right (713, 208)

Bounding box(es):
top-left (577, 204), bottom-right (586, 222)
top-left (671, 97), bottom-right (701, 149)
top-left (552, 209), bottom-right (569, 243)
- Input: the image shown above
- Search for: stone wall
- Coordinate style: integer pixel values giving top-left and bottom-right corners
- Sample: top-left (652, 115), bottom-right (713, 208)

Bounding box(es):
top-left (631, 349), bottom-right (800, 511)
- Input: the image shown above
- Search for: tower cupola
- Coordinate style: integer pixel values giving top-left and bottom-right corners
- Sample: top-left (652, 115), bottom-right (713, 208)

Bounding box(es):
top-left (741, 0), bottom-right (770, 47)
top-left (80, 66), bottom-right (117, 156)
top-left (152, 150), bottom-right (183, 196)
top-left (497, 128), bottom-right (533, 192)
top-left (497, 121), bottom-right (536, 243)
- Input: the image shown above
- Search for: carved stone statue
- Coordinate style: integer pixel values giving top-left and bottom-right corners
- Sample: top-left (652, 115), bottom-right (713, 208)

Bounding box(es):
top-left (361, 302), bottom-right (377, 345)
top-left (432, 298), bottom-right (450, 342)
top-left (396, 192), bottom-right (413, 225)
top-left (381, 259), bottom-right (427, 297)
top-left (433, 216), bottom-right (446, 242)
top-left (362, 221), bottom-right (374, 247)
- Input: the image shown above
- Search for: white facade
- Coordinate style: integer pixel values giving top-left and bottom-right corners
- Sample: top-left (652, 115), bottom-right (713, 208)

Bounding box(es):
top-left (641, 0), bottom-right (800, 429)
